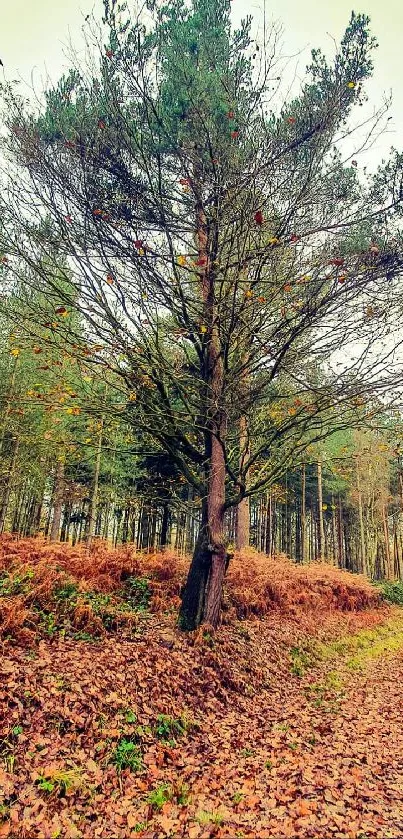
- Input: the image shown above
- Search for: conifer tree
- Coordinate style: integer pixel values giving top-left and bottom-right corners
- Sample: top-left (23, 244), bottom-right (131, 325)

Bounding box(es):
top-left (0, 1), bottom-right (403, 627)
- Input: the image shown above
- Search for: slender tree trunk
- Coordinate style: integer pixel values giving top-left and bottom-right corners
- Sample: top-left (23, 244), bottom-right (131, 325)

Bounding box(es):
top-left (337, 494), bottom-right (344, 568)
top-left (122, 506), bottom-right (130, 544)
top-left (160, 501), bottom-right (170, 548)
top-left (317, 461), bottom-right (325, 559)
top-left (0, 355), bottom-right (19, 454)
top-left (236, 414), bottom-right (250, 550)
top-left (356, 460), bottom-right (367, 575)
top-left (150, 507), bottom-right (157, 550)
top-left (265, 492), bottom-right (272, 555)
top-left (179, 196), bottom-right (227, 629)
top-left (60, 502), bottom-right (72, 542)
top-left (0, 438), bottom-right (20, 533)
top-left (203, 426), bottom-right (227, 626)
top-left (49, 459), bottom-right (65, 542)
top-left (382, 504), bottom-right (392, 579)
top-left (301, 464), bottom-right (307, 564)
top-left (32, 479), bottom-right (46, 536)
top-left (331, 496), bottom-right (337, 566)
top-left (86, 415), bottom-right (104, 551)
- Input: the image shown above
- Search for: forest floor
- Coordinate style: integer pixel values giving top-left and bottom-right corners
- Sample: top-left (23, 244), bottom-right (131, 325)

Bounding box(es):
top-left (1, 538), bottom-right (403, 839)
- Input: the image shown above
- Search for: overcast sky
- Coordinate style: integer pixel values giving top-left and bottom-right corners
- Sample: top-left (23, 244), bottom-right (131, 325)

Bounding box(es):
top-left (1, 0), bottom-right (402, 165)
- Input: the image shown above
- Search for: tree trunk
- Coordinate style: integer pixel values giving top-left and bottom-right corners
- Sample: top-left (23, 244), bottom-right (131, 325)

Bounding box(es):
top-left (331, 496), bottom-right (337, 566)
top-left (179, 195), bottom-right (227, 630)
top-left (355, 460), bottom-right (367, 574)
top-left (202, 429), bottom-right (227, 626)
top-left (49, 459), bottom-right (65, 542)
top-left (301, 464), bottom-right (307, 563)
top-left (265, 493), bottom-right (272, 555)
top-left (160, 501), bottom-right (170, 548)
top-left (179, 500), bottom-right (212, 630)
top-left (32, 480), bottom-right (46, 536)
top-left (236, 414), bottom-right (250, 550)
top-left (86, 416), bottom-right (104, 551)
top-left (337, 494), bottom-right (344, 568)
top-left (382, 504), bottom-right (392, 579)
top-left (317, 461), bottom-right (325, 559)
top-left (0, 354), bottom-right (19, 454)
top-left (0, 438), bottom-right (20, 533)
top-left (60, 502), bottom-right (72, 542)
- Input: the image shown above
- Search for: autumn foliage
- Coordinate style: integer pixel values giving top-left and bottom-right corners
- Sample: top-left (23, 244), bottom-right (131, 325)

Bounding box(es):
top-left (227, 549), bottom-right (380, 619)
top-left (1, 537), bottom-right (401, 839)
top-left (0, 536), bottom-right (381, 645)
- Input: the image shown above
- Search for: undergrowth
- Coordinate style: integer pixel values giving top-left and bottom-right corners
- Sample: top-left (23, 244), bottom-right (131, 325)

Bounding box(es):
top-left (0, 536), bottom-right (384, 645)
top-left (289, 618), bottom-right (403, 679)
top-left (374, 579), bottom-right (403, 605)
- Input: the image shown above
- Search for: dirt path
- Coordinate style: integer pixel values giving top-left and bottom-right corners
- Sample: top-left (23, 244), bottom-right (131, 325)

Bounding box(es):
top-left (1, 613), bottom-right (403, 839)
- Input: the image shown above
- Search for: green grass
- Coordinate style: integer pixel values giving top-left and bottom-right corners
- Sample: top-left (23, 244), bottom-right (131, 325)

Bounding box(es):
top-left (196, 810), bottom-right (225, 826)
top-left (147, 784), bottom-right (172, 810)
top-left (154, 713), bottom-right (189, 742)
top-left (289, 645), bottom-right (315, 677)
top-left (120, 576), bottom-right (151, 611)
top-left (35, 768), bottom-right (84, 796)
top-left (110, 738), bottom-right (143, 772)
top-left (374, 579), bottom-right (403, 605)
top-left (315, 618), bottom-right (403, 670)
top-left (0, 569), bottom-right (35, 596)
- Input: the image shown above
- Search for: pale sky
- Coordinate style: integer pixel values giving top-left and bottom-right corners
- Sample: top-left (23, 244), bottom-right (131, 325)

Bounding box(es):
top-left (1, 0), bottom-right (402, 165)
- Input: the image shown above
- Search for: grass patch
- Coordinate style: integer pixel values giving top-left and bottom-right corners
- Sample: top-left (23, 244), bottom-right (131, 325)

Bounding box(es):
top-left (0, 569), bottom-right (35, 596)
top-left (147, 781), bottom-right (189, 810)
top-left (154, 713), bottom-right (193, 743)
top-left (374, 579), bottom-right (403, 605)
top-left (314, 618), bottom-right (403, 670)
top-left (35, 767), bottom-right (84, 797)
top-left (121, 576), bottom-right (151, 611)
top-left (196, 810), bottom-right (225, 826)
top-left (110, 738), bottom-right (143, 773)
top-left (289, 645), bottom-right (315, 677)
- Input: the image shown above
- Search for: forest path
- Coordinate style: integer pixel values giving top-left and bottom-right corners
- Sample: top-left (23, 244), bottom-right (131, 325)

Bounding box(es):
top-left (175, 614), bottom-right (403, 839)
top-left (1, 612), bottom-right (403, 838)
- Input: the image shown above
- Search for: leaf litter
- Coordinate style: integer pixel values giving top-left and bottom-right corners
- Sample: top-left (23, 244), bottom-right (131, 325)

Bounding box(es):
top-left (0, 537), bottom-right (403, 838)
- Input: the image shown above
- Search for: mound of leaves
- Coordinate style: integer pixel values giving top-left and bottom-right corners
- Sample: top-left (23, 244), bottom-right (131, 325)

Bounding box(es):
top-left (0, 536), bottom-right (382, 645)
top-left (0, 537), bottom-right (166, 644)
top-left (227, 550), bottom-right (381, 621)
top-left (0, 594), bottom-right (395, 839)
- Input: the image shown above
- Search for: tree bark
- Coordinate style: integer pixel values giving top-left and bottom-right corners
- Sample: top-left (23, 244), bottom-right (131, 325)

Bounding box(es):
top-left (236, 414), bottom-right (250, 550)
top-left (301, 464), bottom-right (307, 563)
top-left (317, 461), bottom-right (325, 559)
top-left (49, 459), bottom-right (65, 542)
top-left (0, 438), bottom-right (20, 533)
top-left (356, 460), bottom-right (367, 575)
top-left (337, 494), bottom-right (344, 568)
top-left (160, 501), bottom-right (170, 548)
top-left (265, 492), bottom-right (272, 555)
top-left (179, 194), bottom-right (227, 630)
top-left (179, 500), bottom-right (212, 630)
top-left (382, 504), bottom-right (392, 579)
top-left (86, 415), bottom-right (104, 551)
